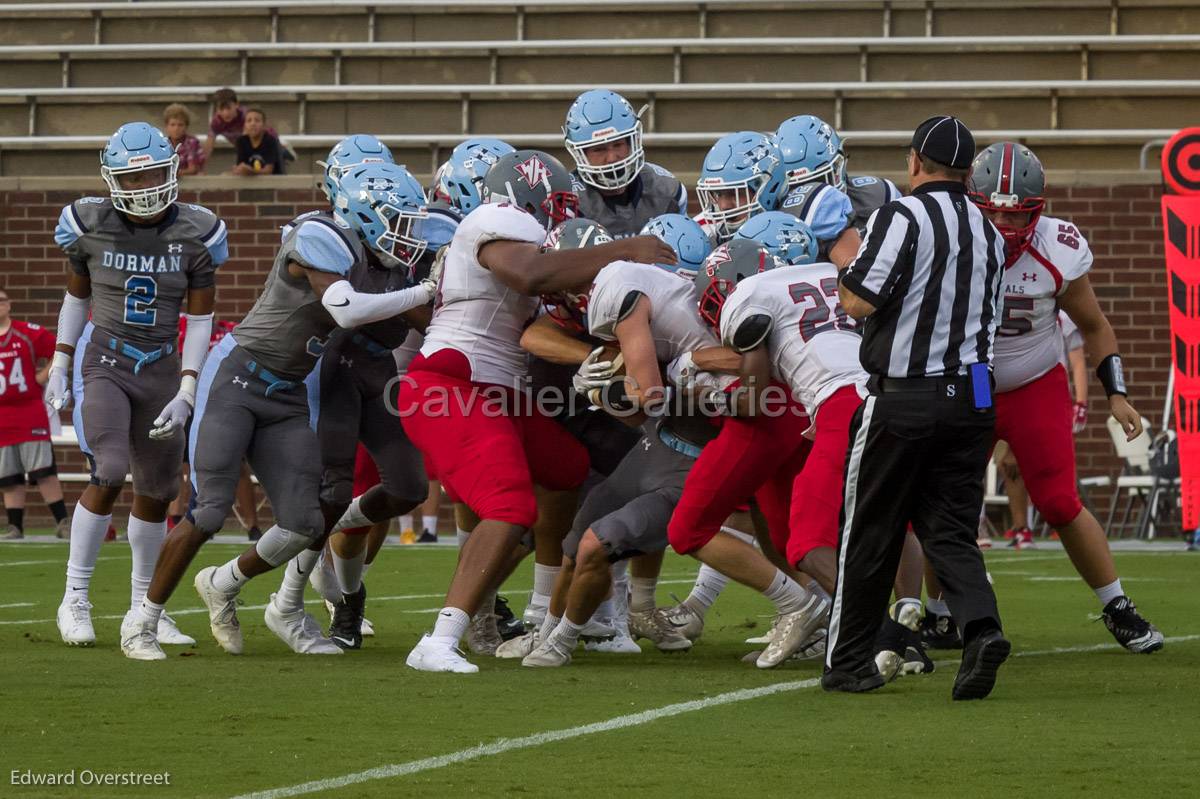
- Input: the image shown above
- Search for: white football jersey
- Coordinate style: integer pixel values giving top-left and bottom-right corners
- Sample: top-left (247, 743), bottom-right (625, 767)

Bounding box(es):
top-left (588, 260), bottom-right (719, 364)
top-left (993, 215), bottom-right (1092, 393)
top-left (420, 203), bottom-right (545, 387)
top-left (719, 263), bottom-right (867, 423)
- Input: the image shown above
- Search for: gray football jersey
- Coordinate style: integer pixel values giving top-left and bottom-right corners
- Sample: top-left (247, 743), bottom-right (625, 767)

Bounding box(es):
top-left (54, 198), bottom-right (228, 347)
top-left (572, 163), bottom-right (689, 238)
top-left (232, 212), bottom-right (365, 381)
top-left (846, 175), bottom-right (901, 234)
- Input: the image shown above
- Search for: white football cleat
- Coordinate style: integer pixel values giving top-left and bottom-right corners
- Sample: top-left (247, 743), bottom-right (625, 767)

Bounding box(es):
top-left (629, 608), bottom-right (692, 652)
top-left (585, 618), bottom-right (641, 654)
top-left (494, 630), bottom-right (538, 659)
top-left (120, 611), bottom-right (166, 661)
top-left (522, 632), bottom-right (573, 668)
top-left (579, 615), bottom-right (616, 640)
top-left (156, 612), bottom-right (196, 646)
top-left (264, 593), bottom-right (343, 655)
top-left (57, 594), bottom-right (95, 646)
top-left (745, 615), bottom-right (779, 645)
top-left (757, 595), bottom-right (829, 669)
top-left (522, 603), bottom-right (547, 633)
top-left (360, 617), bottom-right (375, 637)
top-left (662, 602), bottom-right (705, 642)
top-left (406, 633), bottom-right (479, 673)
top-left (193, 566), bottom-right (243, 655)
top-left (466, 609), bottom-right (503, 655)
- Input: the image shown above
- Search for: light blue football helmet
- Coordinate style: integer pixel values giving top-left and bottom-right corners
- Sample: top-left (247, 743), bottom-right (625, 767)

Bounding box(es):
top-left (775, 115), bottom-right (847, 192)
top-left (317, 134), bottom-right (395, 205)
top-left (639, 213), bottom-right (713, 280)
top-left (334, 162), bottom-right (429, 271)
top-left (99, 122), bottom-right (179, 217)
top-left (733, 211), bottom-right (818, 266)
top-left (432, 138), bottom-right (515, 214)
top-left (696, 131), bottom-right (788, 243)
top-left (562, 89), bottom-right (645, 191)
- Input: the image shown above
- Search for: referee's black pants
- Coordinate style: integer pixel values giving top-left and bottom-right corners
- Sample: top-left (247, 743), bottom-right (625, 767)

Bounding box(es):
top-left (825, 381), bottom-right (1002, 675)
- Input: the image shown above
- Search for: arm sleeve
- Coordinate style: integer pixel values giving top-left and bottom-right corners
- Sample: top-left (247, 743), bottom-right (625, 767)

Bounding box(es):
top-left (291, 220), bottom-right (356, 275)
top-left (55, 292), bottom-right (90, 350)
top-left (180, 313), bottom-right (213, 374)
top-left (840, 203), bottom-right (915, 308)
top-left (321, 280), bottom-right (433, 329)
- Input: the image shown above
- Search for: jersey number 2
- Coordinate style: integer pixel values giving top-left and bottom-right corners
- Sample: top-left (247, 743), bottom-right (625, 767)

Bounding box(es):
top-left (790, 277), bottom-right (854, 342)
top-left (123, 275), bottom-right (158, 326)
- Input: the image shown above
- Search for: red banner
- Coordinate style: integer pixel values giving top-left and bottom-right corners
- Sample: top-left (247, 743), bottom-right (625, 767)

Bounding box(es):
top-left (1162, 127), bottom-right (1200, 528)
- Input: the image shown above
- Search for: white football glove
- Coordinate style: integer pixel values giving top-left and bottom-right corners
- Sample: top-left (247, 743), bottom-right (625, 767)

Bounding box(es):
top-left (666, 351), bottom-right (698, 389)
top-left (572, 346), bottom-right (618, 397)
top-left (46, 352), bottom-right (73, 411)
top-left (149, 376), bottom-right (197, 441)
top-left (420, 245), bottom-right (448, 296)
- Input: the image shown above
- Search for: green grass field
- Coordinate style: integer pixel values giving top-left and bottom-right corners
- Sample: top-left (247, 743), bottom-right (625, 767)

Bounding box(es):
top-left (2, 538), bottom-right (1196, 798)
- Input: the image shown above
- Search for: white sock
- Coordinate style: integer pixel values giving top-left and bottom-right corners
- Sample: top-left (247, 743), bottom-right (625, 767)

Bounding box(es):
top-left (126, 515), bottom-right (166, 608)
top-left (593, 596), bottom-right (615, 622)
top-left (333, 548), bottom-right (366, 595)
top-left (431, 606), bottom-right (470, 643)
top-left (533, 563), bottom-right (560, 599)
top-left (721, 525), bottom-right (757, 545)
top-left (611, 559), bottom-right (628, 579)
top-left (539, 613), bottom-right (560, 640)
top-left (399, 514), bottom-right (414, 532)
top-left (362, 561), bottom-right (372, 576)
top-left (330, 497), bottom-right (371, 534)
top-left (926, 596), bottom-right (950, 616)
top-left (210, 559), bottom-right (249, 594)
top-left (64, 505), bottom-right (112, 600)
top-left (630, 577), bottom-right (657, 613)
top-left (762, 569), bottom-right (808, 615)
top-left (805, 579), bottom-right (831, 603)
top-left (456, 527), bottom-right (470, 548)
top-left (421, 515), bottom-right (438, 536)
top-left (138, 597), bottom-right (165, 627)
top-left (686, 563), bottom-right (728, 613)
top-left (276, 549), bottom-right (319, 612)
top-left (1094, 579), bottom-right (1124, 606)
top-left (555, 617), bottom-right (582, 649)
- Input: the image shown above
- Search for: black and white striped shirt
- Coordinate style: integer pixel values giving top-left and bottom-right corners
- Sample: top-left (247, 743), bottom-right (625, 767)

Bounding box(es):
top-left (840, 181), bottom-right (1006, 379)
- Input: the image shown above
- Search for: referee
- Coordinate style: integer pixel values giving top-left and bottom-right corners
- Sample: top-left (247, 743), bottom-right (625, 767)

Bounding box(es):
top-left (823, 115), bottom-right (1010, 700)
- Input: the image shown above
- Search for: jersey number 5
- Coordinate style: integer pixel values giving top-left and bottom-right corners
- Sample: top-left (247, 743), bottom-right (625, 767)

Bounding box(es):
top-left (790, 277), bottom-right (854, 342)
top-left (999, 296), bottom-right (1035, 336)
top-left (124, 275), bottom-right (158, 326)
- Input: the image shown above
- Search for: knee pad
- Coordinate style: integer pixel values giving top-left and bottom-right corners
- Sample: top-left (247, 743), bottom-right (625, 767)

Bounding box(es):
top-left (90, 460), bottom-right (129, 489)
top-left (562, 527), bottom-right (584, 560)
top-left (319, 471), bottom-right (354, 508)
top-left (189, 505), bottom-right (227, 538)
top-left (254, 525), bottom-right (316, 567)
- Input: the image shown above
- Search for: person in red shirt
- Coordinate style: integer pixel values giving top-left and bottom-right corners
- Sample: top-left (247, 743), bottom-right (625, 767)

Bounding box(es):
top-left (0, 289), bottom-right (70, 539)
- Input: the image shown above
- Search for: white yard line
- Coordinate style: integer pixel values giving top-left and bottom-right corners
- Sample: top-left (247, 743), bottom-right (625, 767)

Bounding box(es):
top-left (0, 555), bottom-right (125, 568)
top-left (0, 601), bottom-right (35, 608)
top-left (232, 633), bottom-right (1200, 799)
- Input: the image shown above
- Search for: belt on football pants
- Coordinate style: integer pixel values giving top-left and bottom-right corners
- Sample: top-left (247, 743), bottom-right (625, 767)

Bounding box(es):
top-left (658, 425), bottom-right (704, 459)
top-left (94, 332), bottom-right (176, 375)
top-left (243, 359), bottom-right (300, 398)
top-left (350, 332), bottom-right (393, 358)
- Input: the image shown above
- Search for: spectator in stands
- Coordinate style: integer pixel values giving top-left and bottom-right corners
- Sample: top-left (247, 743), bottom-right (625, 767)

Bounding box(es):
top-left (0, 288), bottom-right (71, 540)
top-left (232, 108), bottom-right (285, 176)
top-left (163, 103), bottom-right (206, 176)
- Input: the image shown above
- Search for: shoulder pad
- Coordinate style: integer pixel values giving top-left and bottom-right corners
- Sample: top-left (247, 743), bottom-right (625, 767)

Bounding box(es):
top-left (292, 216), bottom-right (357, 275)
top-left (781, 182), bottom-right (821, 209)
top-left (1035, 216), bottom-right (1092, 284)
top-left (731, 313), bottom-right (773, 353)
top-left (647, 162), bottom-right (675, 179)
top-left (850, 176), bottom-right (879, 187)
top-left (54, 202), bottom-right (91, 249)
top-left (570, 174), bottom-right (588, 193)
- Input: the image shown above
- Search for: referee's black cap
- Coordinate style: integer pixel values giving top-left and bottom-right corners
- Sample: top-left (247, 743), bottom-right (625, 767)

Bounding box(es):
top-left (911, 115), bottom-right (975, 170)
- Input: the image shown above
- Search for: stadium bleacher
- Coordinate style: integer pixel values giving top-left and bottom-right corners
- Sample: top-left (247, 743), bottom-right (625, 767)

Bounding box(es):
top-left (0, 0), bottom-right (1196, 176)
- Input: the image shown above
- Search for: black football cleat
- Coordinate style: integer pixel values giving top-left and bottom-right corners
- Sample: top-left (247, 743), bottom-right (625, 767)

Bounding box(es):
top-left (328, 583), bottom-right (367, 650)
top-left (922, 611), bottom-right (963, 650)
top-left (822, 663), bottom-right (887, 694)
top-left (952, 629), bottom-right (1011, 701)
top-left (494, 595), bottom-right (525, 641)
top-left (1101, 596), bottom-right (1164, 653)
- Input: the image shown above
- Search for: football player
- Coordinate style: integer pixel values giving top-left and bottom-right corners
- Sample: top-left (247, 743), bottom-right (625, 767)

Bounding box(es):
top-left (120, 162), bottom-right (439, 660)
top-left (563, 89), bottom-right (688, 237)
top-left (521, 222), bottom-right (739, 668)
top-left (272, 146), bottom-right (438, 652)
top-left (48, 122), bottom-right (227, 652)
top-left (666, 240), bottom-right (832, 668)
top-left (431, 137), bottom-right (515, 215)
top-left (966, 142), bottom-right (1162, 653)
top-left (694, 131), bottom-right (788, 244)
top-left (398, 149), bottom-right (676, 673)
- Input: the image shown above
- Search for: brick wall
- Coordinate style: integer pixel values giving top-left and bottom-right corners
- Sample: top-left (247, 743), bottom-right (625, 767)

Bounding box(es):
top-left (0, 174), bottom-right (1173, 529)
